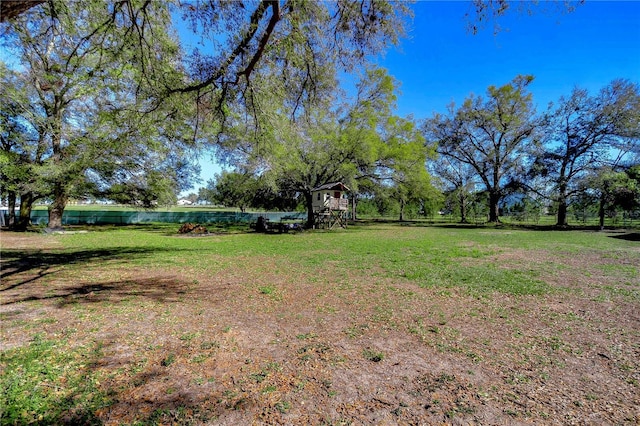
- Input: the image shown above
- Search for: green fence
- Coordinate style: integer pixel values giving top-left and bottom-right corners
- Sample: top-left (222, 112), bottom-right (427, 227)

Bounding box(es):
top-left (2, 209), bottom-right (306, 226)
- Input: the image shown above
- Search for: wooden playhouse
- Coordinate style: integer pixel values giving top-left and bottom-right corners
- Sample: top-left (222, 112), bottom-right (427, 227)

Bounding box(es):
top-left (311, 182), bottom-right (350, 229)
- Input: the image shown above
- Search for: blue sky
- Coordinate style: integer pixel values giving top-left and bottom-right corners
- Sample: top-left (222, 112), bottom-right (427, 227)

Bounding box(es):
top-left (190, 1), bottom-right (640, 194)
top-left (379, 1), bottom-right (640, 117)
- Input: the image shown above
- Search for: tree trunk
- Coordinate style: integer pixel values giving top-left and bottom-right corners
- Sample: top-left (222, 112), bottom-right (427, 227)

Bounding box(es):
top-left (7, 191), bottom-right (16, 227)
top-left (488, 191), bottom-right (500, 223)
top-left (304, 191), bottom-right (314, 229)
top-left (399, 198), bottom-right (405, 221)
top-left (459, 193), bottom-right (468, 223)
top-left (47, 184), bottom-right (68, 230)
top-left (598, 195), bottom-right (606, 230)
top-left (15, 192), bottom-right (34, 231)
top-left (556, 201), bottom-right (568, 227)
top-left (556, 183), bottom-right (568, 226)
top-left (48, 105), bottom-right (66, 230)
top-left (351, 193), bottom-right (357, 222)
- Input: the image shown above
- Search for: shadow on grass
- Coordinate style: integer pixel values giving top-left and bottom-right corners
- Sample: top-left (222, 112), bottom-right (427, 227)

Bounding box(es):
top-left (609, 232), bottom-right (640, 241)
top-left (350, 218), bottom-right (640, 232)
top-left (35, 222), bottom-right (254, 237)
top-left (0, 247), bottom-right (181, 292)
top-left (2, 332), bottom-right (216, 425)
top-left (350, 219), bottom-right (488, 229)
top-left (1, 276), bottom-right (191, 306)
top-left (423, 222), bottom-right (639, 233)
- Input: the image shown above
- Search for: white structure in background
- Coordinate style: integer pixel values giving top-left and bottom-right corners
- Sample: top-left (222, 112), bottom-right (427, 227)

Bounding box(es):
top-left (311, 182), bottom-right (350, 229)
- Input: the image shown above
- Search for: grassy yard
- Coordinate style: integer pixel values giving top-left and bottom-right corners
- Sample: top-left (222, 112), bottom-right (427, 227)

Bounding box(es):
top-left (1, 223), bottom-right (639, 425)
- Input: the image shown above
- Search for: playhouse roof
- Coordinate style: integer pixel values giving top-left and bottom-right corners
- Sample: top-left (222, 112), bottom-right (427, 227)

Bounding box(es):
top-left (311, 182), bottom-right (350, 192)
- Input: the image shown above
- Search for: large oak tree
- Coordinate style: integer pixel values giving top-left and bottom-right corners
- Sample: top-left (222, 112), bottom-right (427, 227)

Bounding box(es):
top-left (2, 1), bottom-right (198, 228)
top-left (426, 75), bottom-right (540, 223)
top-left (214, 69), bottom-right (434, 227)
top-left (537, 79), bottom-right (640, 226)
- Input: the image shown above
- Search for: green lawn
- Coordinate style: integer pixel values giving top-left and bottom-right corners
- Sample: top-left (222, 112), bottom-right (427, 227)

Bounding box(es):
top-left (1, 223), bottom-right (639, 424)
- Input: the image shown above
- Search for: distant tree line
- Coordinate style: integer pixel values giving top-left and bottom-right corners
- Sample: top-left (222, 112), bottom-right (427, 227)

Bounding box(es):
top-left (425, 76), bottom-right (639, 227)
top-left (194, 76), bottom-right (640, 228)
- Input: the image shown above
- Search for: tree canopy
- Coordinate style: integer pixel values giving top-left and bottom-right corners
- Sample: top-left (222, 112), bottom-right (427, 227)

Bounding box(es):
top-left (1, 0), bottom-right (414, 228)
top-left (535, 79), bottom-right (640, 226)
top-left (211, 68), bottom-right (436, 226)
top-left (425, 75), bottom-right (540, 223)
top-left (1, 1), bottom-right (199, 228)
top-left (5, 0), bottom-right (638, 229)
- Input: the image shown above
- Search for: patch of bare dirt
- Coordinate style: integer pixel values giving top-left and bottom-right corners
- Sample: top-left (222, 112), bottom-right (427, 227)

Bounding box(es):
top-left (1, 229), bottom-right (63, 250)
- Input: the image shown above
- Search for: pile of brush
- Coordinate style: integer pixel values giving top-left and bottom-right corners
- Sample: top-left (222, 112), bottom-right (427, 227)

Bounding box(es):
top-left (177, 223), bottom-right (209, 234)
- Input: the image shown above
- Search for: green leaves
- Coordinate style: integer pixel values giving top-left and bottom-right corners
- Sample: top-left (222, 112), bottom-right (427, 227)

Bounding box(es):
top-left (428, 75), bottom-right (539, 222)
top-left (538, 79), bottom-right (640, 225)
top-left (2, 1), bottom-right (202, 223)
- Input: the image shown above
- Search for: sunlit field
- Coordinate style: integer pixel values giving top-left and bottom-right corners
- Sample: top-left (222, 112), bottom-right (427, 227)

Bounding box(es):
top-left (1, 223), bottom-right (639, 424)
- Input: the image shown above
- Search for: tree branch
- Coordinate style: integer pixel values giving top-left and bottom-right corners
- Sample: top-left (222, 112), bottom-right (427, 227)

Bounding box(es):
top-left (0, 0), bottom-right (45, 22)
top-left (170, 0), bottom-right (281, 95)
top-left (237, 0), bottom-right (281, 83)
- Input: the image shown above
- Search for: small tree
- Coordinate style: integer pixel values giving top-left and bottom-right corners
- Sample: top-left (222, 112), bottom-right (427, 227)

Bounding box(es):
top-left (207, 172), bottom-right (258, 212)
top-left (469, 191), bottom-right (490, 224)
top-left (375, 114), bottom-right (439, 222)
top-left (429, 155), bottom-right (478, 223)
top-left (587, 166), bottom-right (640, 229)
